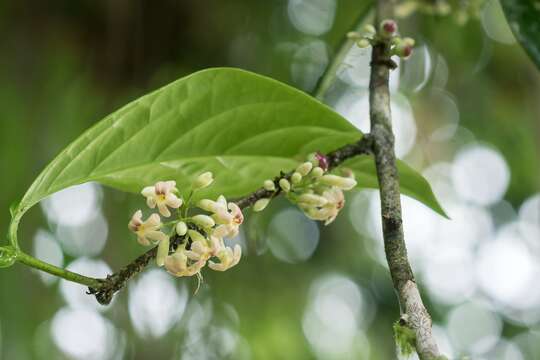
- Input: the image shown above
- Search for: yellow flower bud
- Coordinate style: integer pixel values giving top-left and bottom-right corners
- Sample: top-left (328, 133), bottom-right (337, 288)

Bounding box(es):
top-left (319, 174), bottom-right (357, 190)
top-left (291, 172), bottom-right (302, 184)
top-left (193, 171), bottom-right (214, 190)
top-left (311, 167), bottom-right (324, 177)
top-left (191, 214), bottom-right (215, 228)
top-left (296, 162), bottom-right (313, 176)
top-left (176, 221), bottom-right (188, 236)
top-left (264, 180), bottom-right (276, 191)
top-left (188, 230), bottom-right (206, 243)
top-left (253, 198), bottom-right (270, 212)
top-left (279, 178), bottom-right (291, 192)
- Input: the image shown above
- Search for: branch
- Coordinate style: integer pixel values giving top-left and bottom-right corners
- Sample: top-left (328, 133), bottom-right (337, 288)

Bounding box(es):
top-left (88, 136), bottom-right (373, 305)
top-left (368, 2), bottom-right (443, 359)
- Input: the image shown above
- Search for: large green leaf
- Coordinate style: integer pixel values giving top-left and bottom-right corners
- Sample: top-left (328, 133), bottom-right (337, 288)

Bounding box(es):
top-left (8, 67), bottom-right (445, 249)
top-left (501, 0), bottom-right (540, 69)
top-left (344, 157), bottom-right (447, 217)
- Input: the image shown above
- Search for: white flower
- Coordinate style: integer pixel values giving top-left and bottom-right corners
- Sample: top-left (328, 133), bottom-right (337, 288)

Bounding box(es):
top-left (164, 250), bottom-right (206, 277)
top-left (141, 180), bottom-right (183, 217)
top-left (156, 236), bottom-right (170, 267)
top-left (208, 244), bottom-right (242, 272)
top-left (303, 187), bottom-right (345, 225)
top-left (128, 210), bottom-right (168, 246)
top-left (193, 172), bottom-right (214, 190)
top-left (184, 240), bottom-right (212, 261)
top-left (199, 196), bottom-right (244, 238)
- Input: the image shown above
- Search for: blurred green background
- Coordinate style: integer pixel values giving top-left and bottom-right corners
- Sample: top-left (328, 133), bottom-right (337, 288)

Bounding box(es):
top-left (0, 1), bottom-right (539, 359)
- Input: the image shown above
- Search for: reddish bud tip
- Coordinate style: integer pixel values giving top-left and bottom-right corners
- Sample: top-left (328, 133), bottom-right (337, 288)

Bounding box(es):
top-left (381, 19), bottom-right (397, 36)
top-left (315, 152), bottom-right (329, 171)
top-left (403, 45), bottom-right (413, 58)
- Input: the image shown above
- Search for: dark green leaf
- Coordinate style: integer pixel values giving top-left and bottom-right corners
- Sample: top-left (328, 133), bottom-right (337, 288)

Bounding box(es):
top-left (501, 0), bottom-right (540, 69)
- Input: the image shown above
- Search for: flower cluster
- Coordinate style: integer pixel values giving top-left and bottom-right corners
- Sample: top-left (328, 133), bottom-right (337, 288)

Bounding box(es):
top-left (128, 172), bottom-right (242, 279)
top-left (347, 20), bottom-right (415, 59)
top-left (255, 152), bottom-right (357, 225)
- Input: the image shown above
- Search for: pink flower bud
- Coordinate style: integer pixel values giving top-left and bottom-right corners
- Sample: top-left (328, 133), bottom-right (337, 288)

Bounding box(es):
top-left (315, 152), bottom-right (329, 171)
top-left (380, 19), bottom-right (397, 38)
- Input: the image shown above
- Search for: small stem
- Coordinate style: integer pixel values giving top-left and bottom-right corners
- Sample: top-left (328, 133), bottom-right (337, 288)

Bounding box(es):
top-left (313, 5), bottom-right (373, 101)
top-left (16, 251), bottom-right (102, 288)
top-left (183, 190), bottom-right (194, 218)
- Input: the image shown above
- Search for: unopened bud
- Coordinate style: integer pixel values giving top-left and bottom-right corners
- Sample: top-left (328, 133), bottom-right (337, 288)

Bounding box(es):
top-left (291, 172), bottom-right (302, 184)
top-left (279, 178), bottom-right (291, 192)
top-left (298, 194), bottom-right (328, 207)
top-left (319, 174), bottom-right (357, 190)
top-left (311, 167), bottom-right (324, 177)
top-left (198, 199), bottom-right (217, 212)
top-left (193, 171), bottom-right (214, 190)
top-left (347, 31), bottom-right (362, 39)
top-left (263, 180), bottom-right (276, 191)
top-left (176, 221), bottom-right (188, 236)
top-left (253, 198), bottom-right (270, 212)
top-left (191, 215), bottom-right (215, 228)
top-left (188, 230), bottom-right (207, 243)
top-left (363, 24), bottom-right (376, 37)
top-left (315, 152), bottom-right (329, 171)
top-left (296, 162), bottom-right (313, 176)
top-left (380, 19), bottom-right (397, 38)
top-left (402, 37), bottom-right (415, 47)
top-left (357, 39), bottom-right (371, 48)
top-left (394, 41), bottom-right (414, 59)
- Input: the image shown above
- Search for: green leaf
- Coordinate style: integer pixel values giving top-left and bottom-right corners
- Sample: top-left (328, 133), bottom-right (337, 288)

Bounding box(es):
top-left (9, 67), bottom-right (445, 248)
top-left (343, 157), bottom-right (448, 218)
top-left (501, 0), bottom-right (540, 69)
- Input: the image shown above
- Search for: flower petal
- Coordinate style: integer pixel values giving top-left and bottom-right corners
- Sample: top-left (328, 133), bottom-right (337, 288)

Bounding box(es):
top-left (156, 237), bottom-right (170, 267)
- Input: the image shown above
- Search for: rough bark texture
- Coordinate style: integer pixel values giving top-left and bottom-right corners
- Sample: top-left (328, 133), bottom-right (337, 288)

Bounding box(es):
top-left (368, 4), bottom-right (443, 359)
top-left (88, 136), bottom-right (373, 305)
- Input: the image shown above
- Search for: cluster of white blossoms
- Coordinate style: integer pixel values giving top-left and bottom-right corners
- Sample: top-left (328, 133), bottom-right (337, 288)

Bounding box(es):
top-left (128, 172), bottom-right (242, 278)
top-left (253, 152), bottom-right (357, 225)
top-left (347, 19), bottom-right (415, 59)
top-left (128, 153), bottom-right (357, 279)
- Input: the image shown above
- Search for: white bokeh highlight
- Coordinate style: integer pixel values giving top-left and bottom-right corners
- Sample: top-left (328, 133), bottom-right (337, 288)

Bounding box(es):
top-left (452, 144), bottom-right (510, 206)
top-left (128, 269), bottom-right (188, 338)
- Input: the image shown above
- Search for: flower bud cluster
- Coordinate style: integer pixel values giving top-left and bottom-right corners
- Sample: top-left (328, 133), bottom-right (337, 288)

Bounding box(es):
top-left (258, 152), bottom-right (357, 225)
top-left (128, 172), bottom-right (242, 279)
top-left (347, 20), bottom-right (415, 60)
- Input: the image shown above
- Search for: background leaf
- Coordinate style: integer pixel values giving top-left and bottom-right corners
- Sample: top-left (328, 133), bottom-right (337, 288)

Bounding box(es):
top-left (9, 67), bottom-right (444, 247)
top-left (344, 157), bottom-right (448, 218)
top-left (501, 0), bottom-right (540, 69)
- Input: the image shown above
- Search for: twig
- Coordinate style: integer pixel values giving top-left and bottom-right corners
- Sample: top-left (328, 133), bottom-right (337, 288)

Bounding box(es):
top-left (368, 1), bottom-right (443, 359)
top-left (313, 5), bottom-right (373, 101)
top-left (88, 136), bottom-right (373, 305)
